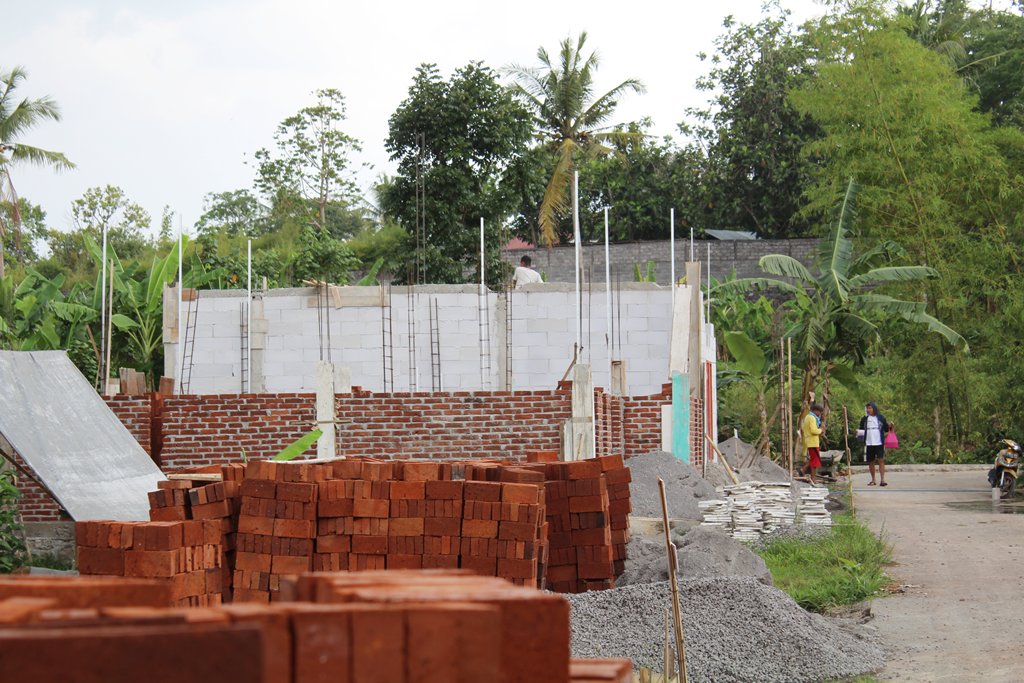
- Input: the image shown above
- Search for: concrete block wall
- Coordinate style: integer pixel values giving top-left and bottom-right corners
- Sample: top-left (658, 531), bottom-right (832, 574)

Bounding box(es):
top-left (170, 283), bottom-right (677, 397)
top-left (503, 237), bottom-right (818, 286)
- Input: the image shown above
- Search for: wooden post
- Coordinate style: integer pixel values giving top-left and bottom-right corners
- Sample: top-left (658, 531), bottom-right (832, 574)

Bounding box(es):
top-left (787, 337), bottom-right (793, 481)
top-left (843, 405), bottom-right (854, 515)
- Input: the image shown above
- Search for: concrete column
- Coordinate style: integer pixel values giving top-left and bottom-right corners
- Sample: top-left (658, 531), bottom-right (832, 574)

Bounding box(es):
top-left (316, 361), bottom-right (335, 460)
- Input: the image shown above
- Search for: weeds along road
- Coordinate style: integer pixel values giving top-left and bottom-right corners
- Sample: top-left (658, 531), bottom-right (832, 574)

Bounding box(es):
top-left (853, 469), bottom-right (1024, 682)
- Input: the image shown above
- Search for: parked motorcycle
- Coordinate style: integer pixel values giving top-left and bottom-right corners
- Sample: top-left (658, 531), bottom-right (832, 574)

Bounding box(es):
top-left (988, 438), bottom-right (1020, 499)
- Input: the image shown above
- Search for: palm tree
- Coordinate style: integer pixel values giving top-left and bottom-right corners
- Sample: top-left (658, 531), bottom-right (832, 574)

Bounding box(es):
top-left (714, 178), bottom-right (968, 420)
top-left (0, 65), bottom-right (75, 278)
top-left (504, 32), bottom-right (645, 247)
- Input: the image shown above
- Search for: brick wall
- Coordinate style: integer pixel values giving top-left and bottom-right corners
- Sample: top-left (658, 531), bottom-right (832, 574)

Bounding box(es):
top-left (160, 393), bottom-right (316, 470)
top-left (620, 389), bottom-right (705, 472)
top-left (102, 395), bottom-right (152, 456)
top-left (8, 452), bottom-right (64, 523)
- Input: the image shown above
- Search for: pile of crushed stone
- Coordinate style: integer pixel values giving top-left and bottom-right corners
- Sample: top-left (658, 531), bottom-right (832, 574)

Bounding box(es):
top-left (626, 451), bottom-right (722, 519)
top-left (567, 576), bottom-right (883, 683)
top-left (616, 526), bottom-right (772, 588)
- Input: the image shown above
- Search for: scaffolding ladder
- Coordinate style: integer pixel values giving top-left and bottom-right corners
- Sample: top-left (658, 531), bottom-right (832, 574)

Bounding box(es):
top-left (179, 288), bottom-right (199, 394)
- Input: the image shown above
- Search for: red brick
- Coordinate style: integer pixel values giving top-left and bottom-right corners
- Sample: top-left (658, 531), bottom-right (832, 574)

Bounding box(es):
top-left (77, 547), bottom-right (125, 576)
top-left (316, 535), bottom-right (351, 554)
top-left (238, 516), bottom-right (275, 536)
top-left (424, 480), bottom-right (463, 500)
top-left (271, 554), bottom-right (311, 575)
top-left (497, 558), bottom-right (537, 580)
top-left (464, 482), bottom-right (502, 502)
top-left (124, 550), bottom-right (177, 578)
top-left (603, 468), bottom-right (632, 485)
top-left (350, 608), bottom-right (405, 682)
top-left (145, 523), bottom-right (184, 551)
top-left (526, 450), bottom-right (559, 462)
top-left (569, 496), bottom-right (607, 513)
top-left (191, 500), bottom-right (232, 520)
top-left (240, 478), bottom-right (277, 499)
top-left (351, 535), bottom-right (388, 555)
top-left (235, 552), bottom-right (272, 573)
top-left (461, 519), bottom-right (498, 539)
top-left (318, 498), bottom-right (354, 518)
top-left (273, 519), bottom-right (315, 539)
top-left (386, 554), bottom-right (423, 570)
top-left (401, 462), bottom-right (440, 481)
top-left (389, 481), bottom-right (425, 500)
top-left (353, 498), bottom-right (390, 519)
top-left (276, 482), bottom-right (317, 503)
top-left (460, 555), bottom-right (496, 576)
top-left (388, 518), bottom-right (425, 536)
top-left (498, 522), bottom-right (538, 543)
top-left (423, 517), bottom-right (461, 537)
top-left (290, 606), bottom-right (352, 683)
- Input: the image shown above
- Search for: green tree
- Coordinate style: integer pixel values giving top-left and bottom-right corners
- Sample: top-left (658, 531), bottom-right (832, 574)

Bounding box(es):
top-left (0, 66), bottom-right (74, 278)
top-left (254, 89), bottom-right (364, 239)
top-left (383, 62), bottom-right (532, 285)
top-left (964, 7), bottom-right (1024, 128)
top-left (504, 32), bottom-right (646, 247)
top-left (194, 189), bottom-right (268, 237)
top-left (683, 8), bottom-right (820, 238)
top-left (0, 197), bottom-right (46, 265)
top-left (68, 185), bottom-right (151, 259)
top-left (790, 2), bottom-right (1024, 440)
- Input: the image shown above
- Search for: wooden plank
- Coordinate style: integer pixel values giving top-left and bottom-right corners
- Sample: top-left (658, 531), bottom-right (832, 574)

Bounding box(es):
top-left (669, 286), bottom-right (691, 376)
top-left (159, 377), bottom-right (175, 395)
top-left (672, 372), bottom-right (689, 463)
top-left (167, 473), bottom-right (221, 482)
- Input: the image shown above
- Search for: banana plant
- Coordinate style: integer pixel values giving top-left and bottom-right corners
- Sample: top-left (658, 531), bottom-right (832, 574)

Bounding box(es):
top-left (0, 268), bottom-right (96, 351)
top-left (712, 178), bottom-right (967, 420)
top-left (86, 234), bottom-right (185, 379)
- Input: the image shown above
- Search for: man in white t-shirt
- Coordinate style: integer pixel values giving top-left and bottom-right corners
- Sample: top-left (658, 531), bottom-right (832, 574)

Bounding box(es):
top-left (513, 256), bottom-right (543, 289)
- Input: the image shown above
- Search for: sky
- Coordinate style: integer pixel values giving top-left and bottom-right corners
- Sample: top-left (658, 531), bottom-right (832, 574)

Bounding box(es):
top-left (4, 0), bottom-right (1011, 239)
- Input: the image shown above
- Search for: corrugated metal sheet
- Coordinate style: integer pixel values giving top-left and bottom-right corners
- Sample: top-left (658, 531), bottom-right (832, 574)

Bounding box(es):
top-left (705, 229), bottom-right (758, 241)
top-left (0, 350), bottom-right (164, 521)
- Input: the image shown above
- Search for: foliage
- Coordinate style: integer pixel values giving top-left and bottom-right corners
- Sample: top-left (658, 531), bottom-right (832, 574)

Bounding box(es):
top-left (195, 190), bottom-right (270, 238)
top-left (964, 8), bottom-right (1024, 128)
top-left (254, 89), bottom-right (365, 239)
top-left (683, 6), bottom-right (821, 238)
top-left (0, 469), bottom-right (26, 573)
top-left (504, 32), bottom-right (646, 247)
top-left (0, 65), bottom-right (74, 279)
top-left (290, 226), bottom-right (360, 285)
top-left (68, 185), bottom-right (151, 261)
top-left (792, 3), bottom-right (1024, 443)
top-left (1, 197), bottom-right (46, 265)
top-left (572, 120), bottom-right (706, 242)
top-left (272, 429), bottom-right (323, 461)
top-left (753, 512), bottom-right (893, 612)
top-left (716, 179), bottom-right (966, 419)
top-left (633, 262), bottom-right (656, 283)
top-left (383, 62), bottom-right (532, 285)
top-left (25, 553), bottom-right (73, 571)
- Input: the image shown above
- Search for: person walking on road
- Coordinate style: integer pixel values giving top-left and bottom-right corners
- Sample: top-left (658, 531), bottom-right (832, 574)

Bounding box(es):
top-left (798, 403), bottom-right (825, 485)
top-left (859, 401), bottom-right (890, 486)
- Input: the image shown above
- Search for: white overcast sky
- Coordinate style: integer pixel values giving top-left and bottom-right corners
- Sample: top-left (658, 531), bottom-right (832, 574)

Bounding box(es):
top-left (4, 0), bottom-right (1011, 237)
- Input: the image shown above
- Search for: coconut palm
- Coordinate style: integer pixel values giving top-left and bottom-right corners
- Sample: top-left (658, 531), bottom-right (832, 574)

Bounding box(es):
top-left (504, 32), bottom-right (645, 247)
top-left (714, 178), bottom-right (968, 417)
top-left (0, 65), bottom-right (75, 278)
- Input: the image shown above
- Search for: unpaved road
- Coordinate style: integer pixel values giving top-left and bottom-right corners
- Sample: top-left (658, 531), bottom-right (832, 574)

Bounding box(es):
top-left (853, 469), bottom-right (1024, 682)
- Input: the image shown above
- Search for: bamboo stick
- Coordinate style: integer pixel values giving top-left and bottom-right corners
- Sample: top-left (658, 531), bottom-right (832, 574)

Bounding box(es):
top-left (658, 478), bottom-right (688, 683)
top-left (705, 433), bottom-right (740, 486)
top-left (741, 402), bottom-right (783, 469)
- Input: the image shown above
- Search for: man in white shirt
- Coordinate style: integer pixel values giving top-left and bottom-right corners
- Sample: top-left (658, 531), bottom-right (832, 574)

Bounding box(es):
top-left (513, 256), bottom-right (543, 289)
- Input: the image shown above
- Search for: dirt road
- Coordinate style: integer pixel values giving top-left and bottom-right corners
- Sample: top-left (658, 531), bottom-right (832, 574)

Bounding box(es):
top-left (852, 469), bottom-right (1024, 682)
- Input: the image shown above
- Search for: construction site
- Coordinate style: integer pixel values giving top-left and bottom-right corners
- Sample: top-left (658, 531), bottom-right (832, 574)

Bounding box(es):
top-left (0, 260), bottom-right (884, 683)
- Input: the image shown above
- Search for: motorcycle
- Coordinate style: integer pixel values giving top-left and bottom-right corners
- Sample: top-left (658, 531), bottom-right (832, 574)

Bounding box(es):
top-left (988, 438), bottom-right (1020, 500)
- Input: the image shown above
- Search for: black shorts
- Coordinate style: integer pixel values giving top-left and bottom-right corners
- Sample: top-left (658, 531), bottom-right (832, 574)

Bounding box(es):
top-left (866, 445), bottom-right (885, 462)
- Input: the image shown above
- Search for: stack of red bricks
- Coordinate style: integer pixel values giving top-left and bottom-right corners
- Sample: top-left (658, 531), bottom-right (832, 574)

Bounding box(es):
top-left (544, 459), bottom-right (615, 592)
top-left (0, 570), bottom-right (632, 683)
top-left (595, 454), bottom-right (632, 577)
top-left (234, 460), bottom-right (326, 603)
top-left (147, 464), bottom-right (244, 602)
top-left (461, 463), bottom-right (548, 586)
top-left (76, 519), bottom-right (224, 606)
top-left (313, 458), bottom-right (392, 572)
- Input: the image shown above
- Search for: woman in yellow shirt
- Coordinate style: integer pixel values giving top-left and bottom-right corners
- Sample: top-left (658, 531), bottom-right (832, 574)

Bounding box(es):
top-left (798, 403), bottom-right (824, 484)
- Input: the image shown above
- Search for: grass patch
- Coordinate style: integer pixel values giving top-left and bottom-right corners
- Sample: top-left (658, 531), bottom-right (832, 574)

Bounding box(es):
top-left (25, 553), bottom-right (74, 571)
top-left (753, 512), bottom-right (893, 612)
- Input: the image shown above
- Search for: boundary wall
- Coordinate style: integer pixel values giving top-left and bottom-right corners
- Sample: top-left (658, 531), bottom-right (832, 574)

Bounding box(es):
top-left (502, 237), bottom-right (818, 286)
top-left (14, 389), bottom-right (707, 523)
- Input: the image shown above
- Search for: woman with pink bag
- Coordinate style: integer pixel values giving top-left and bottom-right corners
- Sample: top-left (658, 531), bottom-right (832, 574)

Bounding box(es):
top-left (857, 402), bottom-right (891, 486)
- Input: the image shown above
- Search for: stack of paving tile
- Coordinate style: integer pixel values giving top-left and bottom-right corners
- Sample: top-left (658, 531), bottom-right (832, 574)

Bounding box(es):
top-left (595, 454), bottom-right (632, 577)
top-left (759, 482), bottom-right (796, 532)
top-left (698, 499), bottom-right (733, 530)
top-left (797, 486), bottom-right (832, 527)
top-left (234, 460), bottom-right (327, 603)
top-left (76, 520), bottom-right (224, 607)
top-left (545, 460), bottom-right (614, 593)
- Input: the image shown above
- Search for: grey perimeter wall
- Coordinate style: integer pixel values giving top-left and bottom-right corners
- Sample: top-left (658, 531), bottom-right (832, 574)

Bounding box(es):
top-left (503, 237), bottom-right (819, 285)
top-left (164, 282), bottom-right (718, 398)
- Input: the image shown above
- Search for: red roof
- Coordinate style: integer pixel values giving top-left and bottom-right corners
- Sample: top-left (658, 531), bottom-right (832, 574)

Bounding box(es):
top-left (503, 237), bottom-right (535, 250)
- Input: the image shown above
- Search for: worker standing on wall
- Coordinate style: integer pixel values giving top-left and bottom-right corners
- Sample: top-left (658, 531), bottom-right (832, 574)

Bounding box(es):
top-left (513, 256), bottom-right (543, 289)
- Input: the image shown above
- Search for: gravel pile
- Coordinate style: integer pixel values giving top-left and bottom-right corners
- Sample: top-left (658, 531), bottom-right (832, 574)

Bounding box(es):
top-left (617, 526), bottom-right (773, 588)
top-left (627, 450), bottom-right (723, 519)
top-left (567, 576), bottom-right (883, 682)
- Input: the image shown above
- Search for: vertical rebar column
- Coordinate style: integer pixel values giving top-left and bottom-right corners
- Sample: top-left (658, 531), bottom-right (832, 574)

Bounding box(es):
top-left (381, 277), bottom-right (393, 393)
top-left (408, 285), bottom-right (418, 392)
top-left (430, 297), bottom-right (441, 392)
top-left (240, 302), bottom-right (249, 393)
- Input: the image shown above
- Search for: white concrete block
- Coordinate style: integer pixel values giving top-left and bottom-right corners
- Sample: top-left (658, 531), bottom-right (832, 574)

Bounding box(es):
top-left (526, 318), bottom-right (569, 333)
